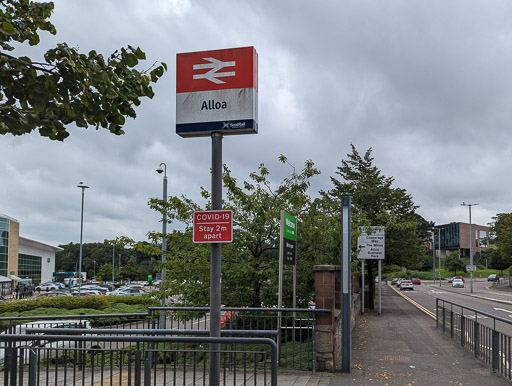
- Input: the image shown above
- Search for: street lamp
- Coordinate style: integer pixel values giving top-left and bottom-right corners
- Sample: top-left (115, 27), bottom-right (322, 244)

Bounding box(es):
top-left (156, 163), bottom-right (167, 301)
top-left (461, 202), bottom-right (479, 293)
top-left (77, 182), bottom-right (89, 296)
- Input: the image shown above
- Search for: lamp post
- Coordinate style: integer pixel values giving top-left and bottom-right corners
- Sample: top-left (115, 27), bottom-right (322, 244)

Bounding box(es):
top-left (77, 182), bottom-right (89, 296)
top-left (156, 163), bottom-right (167, 304)
top-left (461, 202), bottom-right (478, 293)
top-left (432, 230), bottom-right (435, 282)
top-left (112, 245), bottom-right (115, 291)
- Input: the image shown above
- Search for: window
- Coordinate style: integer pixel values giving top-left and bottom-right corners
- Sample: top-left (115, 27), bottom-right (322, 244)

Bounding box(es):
top-left (0, 217), bottom-right (8, 276)
top-left (18, 254), bottom-right (42, 283)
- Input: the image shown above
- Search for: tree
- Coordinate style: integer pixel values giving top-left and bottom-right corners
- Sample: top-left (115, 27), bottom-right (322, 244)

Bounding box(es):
top-left (491, 213), bottom-right (512, 262)
top-left (489, 249), bottom-right (512, 274)
top-left (322, 145), bottom-right (427, 307)
top-left (444, 251), bottom-right (465, 275)
top-left (120, 259), bottom-right (148, 281)
top-left (147, 156), bottom-right (322, 307)
top-left (0, 0), bottom-right (166, 140)
top-left (97, 263), bottom-right (117, 282)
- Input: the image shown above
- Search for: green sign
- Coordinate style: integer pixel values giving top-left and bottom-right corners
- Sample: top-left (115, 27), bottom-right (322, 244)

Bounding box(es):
top-left (283, 211), bottom-right (297, 241)
top-left (282, 211), bottom-right (297, 265)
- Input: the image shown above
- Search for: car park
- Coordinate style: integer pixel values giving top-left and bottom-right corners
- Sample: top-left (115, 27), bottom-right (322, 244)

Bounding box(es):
top-left (452, 278), bottom-right (464, 288)
top-left (399, 280), bottom-right (414, 290)
top-left (411, 278), bottom-right (421, 285)
top-left (487, 274), bottom-right (499, 282)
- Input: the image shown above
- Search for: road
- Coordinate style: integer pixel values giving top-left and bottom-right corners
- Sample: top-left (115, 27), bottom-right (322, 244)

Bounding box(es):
top-left (390, 278), bottom-right (512, 335)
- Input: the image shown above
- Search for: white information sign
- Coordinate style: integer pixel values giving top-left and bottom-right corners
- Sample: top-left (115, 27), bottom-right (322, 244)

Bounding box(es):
top-left (357, 226), bottom-right (385, 260)
top-left (466, 265), bottom-right (477, 272)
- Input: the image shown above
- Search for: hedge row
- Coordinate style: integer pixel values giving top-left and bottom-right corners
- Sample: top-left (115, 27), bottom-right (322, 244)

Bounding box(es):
top-left (0, 295), bottom-right (159, 316)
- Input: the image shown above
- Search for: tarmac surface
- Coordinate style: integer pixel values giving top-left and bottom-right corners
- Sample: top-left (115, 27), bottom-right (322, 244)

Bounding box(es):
top-left (325, 282), bottom-right (510, 386)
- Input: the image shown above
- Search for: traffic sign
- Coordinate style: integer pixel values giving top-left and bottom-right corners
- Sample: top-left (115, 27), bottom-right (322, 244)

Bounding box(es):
top-left (176, 46), bottom-right (258, 137)
top-left (357, 227), bottom-right (385, 260)
top-left (466, 265), bottom-right (477, 272)
top-left (193, 210), bottom-right (233, 243)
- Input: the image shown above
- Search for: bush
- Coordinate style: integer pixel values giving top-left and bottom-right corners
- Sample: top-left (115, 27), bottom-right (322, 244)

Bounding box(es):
top-left (0, 295), bottom-right (158, 318)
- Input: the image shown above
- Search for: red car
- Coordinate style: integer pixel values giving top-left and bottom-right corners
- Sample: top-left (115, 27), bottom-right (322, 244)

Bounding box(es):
top-left (448, 276), bottom-right (465, 283)
top-left (411, 278), bottom-right (421, 285)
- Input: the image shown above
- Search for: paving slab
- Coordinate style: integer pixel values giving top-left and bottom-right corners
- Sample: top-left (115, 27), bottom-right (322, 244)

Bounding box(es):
top-left (328, 285), bottom-right (509, 385)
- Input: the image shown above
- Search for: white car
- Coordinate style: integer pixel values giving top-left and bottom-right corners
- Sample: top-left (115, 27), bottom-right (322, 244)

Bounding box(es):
top-left (35, 283), bottom-right (60, 292)
top-left (0, 320), bottom-right (102, 362)
top-left (452, 278), bottom-right (464, 288)
top-left (399, 280), bottom-right (414, 290)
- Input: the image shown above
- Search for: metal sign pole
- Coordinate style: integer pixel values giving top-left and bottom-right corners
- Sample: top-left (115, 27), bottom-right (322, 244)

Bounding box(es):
top-left (210, 133), bottom-right (222, 386)
top-left (378, 259), bottom-right (382, 315)
top-left (361, 260), bottom-right (364, 314)
top-left (341, 197), bottom-right (351, 373)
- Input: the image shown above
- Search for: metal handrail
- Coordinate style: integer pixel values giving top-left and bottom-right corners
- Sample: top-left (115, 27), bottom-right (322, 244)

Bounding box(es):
top-left (1, 334), bottom-right (279, 385)
top-left (436, 298), bottom-right (512, 326)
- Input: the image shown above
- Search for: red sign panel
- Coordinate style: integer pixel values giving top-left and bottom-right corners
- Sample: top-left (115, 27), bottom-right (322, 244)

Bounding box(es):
top-left (193, 210), bottom-right (233, 243)
top-left (177, 46), bottom-right (258, 93)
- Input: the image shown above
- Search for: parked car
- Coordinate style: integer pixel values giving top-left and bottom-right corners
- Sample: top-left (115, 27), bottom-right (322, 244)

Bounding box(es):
top-left (35, 282), bottom-right (60, 292)
top-left (390, 278), bottom-right (398, 285)
top-left (107, 287), bottom-right (145, 296)
top-left (411, 278), bottom-right (421, 285)
top-left (448, 276), bottom-right (465, 283)
top-left (487, 274), bottom-right (499, 282)
top-left (396, 278), bottom-right (406, 287)
top-left (399, 280), bottom-right (414, 290)
top-left (452, 278), bottom-right (464, 288)
top-left (0, 320), bottom-right (102, 362)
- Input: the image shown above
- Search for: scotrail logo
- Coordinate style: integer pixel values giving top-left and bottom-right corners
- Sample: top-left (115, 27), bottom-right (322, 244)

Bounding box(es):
top-left (222, 122), bottom-right (246, 129)
top-left (193, 58), bottom-right (236, 84)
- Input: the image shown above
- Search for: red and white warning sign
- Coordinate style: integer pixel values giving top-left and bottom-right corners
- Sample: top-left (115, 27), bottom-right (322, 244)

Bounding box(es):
top-left (176, 46), bottom-right (258, 137)
top-left (193, 210), bottom-right (233, 243)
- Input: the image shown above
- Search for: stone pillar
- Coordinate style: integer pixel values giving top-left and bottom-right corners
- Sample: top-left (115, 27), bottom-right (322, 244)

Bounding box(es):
top-left (314, 265), bottom-right (341, 372)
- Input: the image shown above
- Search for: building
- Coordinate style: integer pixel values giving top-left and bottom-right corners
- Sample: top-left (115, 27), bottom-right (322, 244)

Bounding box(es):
top-left (0, 214), bottom-right (62, 285)
top-left (433, 222), bottom-right (491, 259)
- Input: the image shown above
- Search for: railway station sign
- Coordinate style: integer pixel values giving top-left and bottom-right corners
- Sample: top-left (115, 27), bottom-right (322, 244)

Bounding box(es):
top-left (193, 210), bottom-right (233, 243)
top-left (176, 46), bottom-right (258, 137)
top-left (357, 226), bottom-right (385, 260)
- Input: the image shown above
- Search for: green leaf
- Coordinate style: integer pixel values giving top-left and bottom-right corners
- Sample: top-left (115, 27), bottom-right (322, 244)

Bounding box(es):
top-left (135, 47), bottom-right (146, 60)
top-left (124, 53), bottom-right (138, 67)
top-left (2, 22), bottom-right (15, 34)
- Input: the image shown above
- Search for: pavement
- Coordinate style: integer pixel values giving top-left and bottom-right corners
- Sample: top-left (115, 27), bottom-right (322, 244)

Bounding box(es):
top-left (324, 282), bottom-right (510, 386)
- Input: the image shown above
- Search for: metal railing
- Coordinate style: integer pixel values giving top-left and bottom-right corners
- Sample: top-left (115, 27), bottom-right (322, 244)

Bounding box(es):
top-left (436, 298), bottom-right (512, 381)
top-left (148, 307), bottom-right (329, 371)
top-left (1, 333), bottom-right (277, 385)
top-left (0, 306), bottom-right (330, 374)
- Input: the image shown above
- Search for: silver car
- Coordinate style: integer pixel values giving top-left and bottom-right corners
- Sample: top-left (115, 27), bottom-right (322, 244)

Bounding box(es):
top-left (452, 278), bottom-right (464, 288)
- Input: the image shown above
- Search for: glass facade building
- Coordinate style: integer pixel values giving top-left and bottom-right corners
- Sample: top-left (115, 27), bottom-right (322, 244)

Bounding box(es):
top-left (18, 253), bottom-right (42, 283)
top-left (0, 217), bottom-right (9, 277)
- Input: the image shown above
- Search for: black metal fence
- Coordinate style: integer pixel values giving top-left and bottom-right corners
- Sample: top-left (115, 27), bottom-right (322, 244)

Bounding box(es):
top-left (436, 298), bottom-right (512, 381)
top-left (0, 306), bottom-right (330, 384)
top-left (147, 307), bottom-right (326, 371)
top-left (1, 333), bottom-right (277, 385)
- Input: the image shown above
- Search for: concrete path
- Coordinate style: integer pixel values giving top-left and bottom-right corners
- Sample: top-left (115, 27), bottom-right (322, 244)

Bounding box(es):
top-left (328, 284), bottom-right (508, 385)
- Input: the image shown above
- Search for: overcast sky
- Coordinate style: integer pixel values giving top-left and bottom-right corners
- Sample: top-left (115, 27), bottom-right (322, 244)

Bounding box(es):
top-left (1, 0), bottom-right (511, 247)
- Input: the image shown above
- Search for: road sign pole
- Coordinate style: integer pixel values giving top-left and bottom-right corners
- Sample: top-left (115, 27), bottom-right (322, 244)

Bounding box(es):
top-left (341, 197), bottom-right (351, 373)
top-left (210, 132), bottom-right (222, 386)
top-left (378, 259), bottom-right (382, 315)
top-left (361, 260), bottom-right (365, 314)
